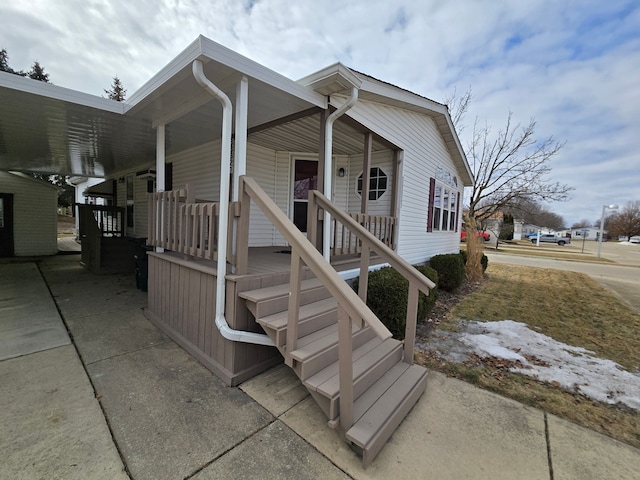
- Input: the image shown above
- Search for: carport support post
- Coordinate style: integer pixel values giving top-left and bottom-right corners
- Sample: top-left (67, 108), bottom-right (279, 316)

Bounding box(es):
top-left (155, 124), bottom-right (165, 253)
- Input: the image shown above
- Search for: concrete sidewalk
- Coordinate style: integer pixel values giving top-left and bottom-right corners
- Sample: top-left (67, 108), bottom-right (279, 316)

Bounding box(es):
top-left (1, 255), bottom-right (639, 479)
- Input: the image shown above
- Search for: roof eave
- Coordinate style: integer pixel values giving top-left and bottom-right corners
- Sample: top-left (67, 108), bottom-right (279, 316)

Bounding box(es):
top-left (297, 62), bottom-right (362, 96)
top-left (353, 74), bottom-right (474, 186)
top-left (0, 71), bottom-right (124, 114)
top-left (125, 35), bottom-right (327, 114)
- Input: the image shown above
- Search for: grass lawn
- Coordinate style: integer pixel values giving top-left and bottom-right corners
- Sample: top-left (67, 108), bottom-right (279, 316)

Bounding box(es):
top-left (416, 262), bottom-right (640, 448)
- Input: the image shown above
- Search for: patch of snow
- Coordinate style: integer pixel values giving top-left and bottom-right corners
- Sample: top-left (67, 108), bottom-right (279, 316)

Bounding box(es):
top-left (434, 320), bottom-right (640, 410)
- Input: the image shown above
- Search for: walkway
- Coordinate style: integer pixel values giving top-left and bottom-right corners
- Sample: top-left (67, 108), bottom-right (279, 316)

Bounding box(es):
top-left (1, 255), bottom-right (639, 479)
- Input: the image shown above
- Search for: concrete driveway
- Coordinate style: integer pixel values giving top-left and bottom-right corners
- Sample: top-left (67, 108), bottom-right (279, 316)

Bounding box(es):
top-left (486, 240), bottom-right (640, 312)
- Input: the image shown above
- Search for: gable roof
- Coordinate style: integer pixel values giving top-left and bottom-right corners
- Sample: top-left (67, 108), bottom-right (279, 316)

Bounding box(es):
top-left (299, 65), bottom-right (473, 185)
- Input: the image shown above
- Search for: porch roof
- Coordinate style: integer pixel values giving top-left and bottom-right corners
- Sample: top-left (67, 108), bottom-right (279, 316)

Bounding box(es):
top-left (0, 35), bottom-right (327, 179)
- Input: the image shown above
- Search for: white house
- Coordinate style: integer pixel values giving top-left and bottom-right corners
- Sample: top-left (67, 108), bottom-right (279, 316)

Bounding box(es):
top-left (0, 35), bottom-right (473, 466)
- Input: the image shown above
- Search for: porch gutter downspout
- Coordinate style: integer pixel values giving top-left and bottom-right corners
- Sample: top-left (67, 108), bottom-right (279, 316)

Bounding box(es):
top-left (192, 60), bottom-right (274, 347)
top-left (323, 87), bottom-right (358, 262)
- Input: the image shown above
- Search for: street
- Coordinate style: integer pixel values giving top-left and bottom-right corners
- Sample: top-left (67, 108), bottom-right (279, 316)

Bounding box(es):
top-left (485, 240), bottom-right (640, 312)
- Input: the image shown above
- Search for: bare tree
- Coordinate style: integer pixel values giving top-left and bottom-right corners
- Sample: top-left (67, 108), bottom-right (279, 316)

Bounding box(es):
top-left (571, 219), bottom-right (592, 229)
top-left (608, 201), bottom-right (640, 240)
top-left (446, 89), bottom-right (572, 280)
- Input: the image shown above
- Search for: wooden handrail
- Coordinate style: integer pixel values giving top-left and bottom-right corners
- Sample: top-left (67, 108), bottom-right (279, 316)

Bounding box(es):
top-left (309, 189), bottom-right (435, 362)
top-left (310, 191), bottom-right (435, 293)
top-left (239, 176), bottom-right (392, 341)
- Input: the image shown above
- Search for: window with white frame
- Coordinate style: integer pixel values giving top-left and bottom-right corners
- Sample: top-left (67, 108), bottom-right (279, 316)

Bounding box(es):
top-left (356, 167), bottom-right (387, 201)
top-left (428, 179), bottom-right (459, 232)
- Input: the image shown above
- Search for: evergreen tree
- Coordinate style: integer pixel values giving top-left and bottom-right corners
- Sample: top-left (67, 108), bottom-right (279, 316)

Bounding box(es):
top-left (104, 75), bottom-right (126, 101)
top-left (0, 48), bottom-right (26, 76)
top-left (28, 60), bottom-right (50, 82)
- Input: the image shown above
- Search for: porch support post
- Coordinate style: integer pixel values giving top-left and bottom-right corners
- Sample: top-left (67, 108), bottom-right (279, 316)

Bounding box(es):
top-left (360, 132), bottom-right (372, 214)
top-left (231, 76), bottom-right (249, 273)
top-left (233, 76), bottom-right (248, 201)
top-left (391, 150), bottom-right (400, 217)
top-left (323, 89), bottom-right (358, 262)
top-left (390, 150), bottom-right (401, 250)
top-left (155, 124), bottom-right (166, 253)
top-left (314, 108), bottom-right (329, 252)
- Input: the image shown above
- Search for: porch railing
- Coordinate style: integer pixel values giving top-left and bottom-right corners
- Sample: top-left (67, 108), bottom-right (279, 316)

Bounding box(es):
top-left (147, 185), bottom-right (220, 261)
top-left (236, 175), bottom-right (434, 434)
top-left (77, 204), bottom-right (124, 238)
top-left (331, 213), bottom-right (396, 255)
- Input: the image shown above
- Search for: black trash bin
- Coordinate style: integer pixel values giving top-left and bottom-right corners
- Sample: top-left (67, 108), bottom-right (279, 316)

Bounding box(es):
top-left (133, 239), bottom-right (153, 292)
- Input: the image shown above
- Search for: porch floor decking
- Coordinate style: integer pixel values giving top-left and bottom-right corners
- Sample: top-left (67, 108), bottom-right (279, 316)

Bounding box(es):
top-left (242, 246), bottom-right (383, 277)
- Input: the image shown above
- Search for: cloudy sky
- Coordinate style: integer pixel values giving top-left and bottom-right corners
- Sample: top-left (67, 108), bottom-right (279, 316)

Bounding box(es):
top-left (1, 0), bottom-right (638, 226)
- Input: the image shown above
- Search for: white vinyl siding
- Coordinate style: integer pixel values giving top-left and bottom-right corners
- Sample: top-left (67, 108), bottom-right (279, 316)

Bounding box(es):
top-left (343, 98), bottom-right (464, 263)
top-left (246, 143), bottom-right (280, 246)
top-left (347, 150), bottom-right (394, 217)
top-left (169, 140), bottom-right (221, 202)
top-left (0, 172), bottom-right (57, 256)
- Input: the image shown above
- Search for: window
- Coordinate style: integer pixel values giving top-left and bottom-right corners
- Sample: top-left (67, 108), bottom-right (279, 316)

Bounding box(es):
top-left (357, 167), bottom-right (387, 201)
top-left (428, 178), bottom-right (459, 232)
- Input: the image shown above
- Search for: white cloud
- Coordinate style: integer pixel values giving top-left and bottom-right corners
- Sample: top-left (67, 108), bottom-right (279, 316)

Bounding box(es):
top-left (1, 0), bottom-right (638, 225)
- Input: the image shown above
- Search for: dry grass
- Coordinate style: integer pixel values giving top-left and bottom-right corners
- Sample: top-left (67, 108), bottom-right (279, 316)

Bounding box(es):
top-left (454, 263), bottom-right (640, 370)
top-left (417, 262), bottom-right (640, 448)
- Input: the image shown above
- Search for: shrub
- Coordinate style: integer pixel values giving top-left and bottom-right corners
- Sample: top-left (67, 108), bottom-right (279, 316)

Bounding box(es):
top-left (459, 250), bottom-right (489, 273)
top-left (429, 253), bottom-right (465, 291)
top-left (352, 265), bottom-right (438, 339)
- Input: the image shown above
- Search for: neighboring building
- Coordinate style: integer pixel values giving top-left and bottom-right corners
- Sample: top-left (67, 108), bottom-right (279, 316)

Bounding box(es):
top-left (0, 36), bottom-right (473, 465)
top-left (0, 171), bottom-right (58, 257)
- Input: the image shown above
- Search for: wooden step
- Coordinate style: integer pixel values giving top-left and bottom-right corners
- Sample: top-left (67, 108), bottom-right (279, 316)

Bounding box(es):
top-left (346, 363), bottom-right (428, 468)
top-left (257, 298), bottom-right (338, 347)
top-left (305, 337), bottom-right (403, 420)
top-left (239, 278), bottom-right (331, 318)
top-left (290, 325), bottom-right (377, 380)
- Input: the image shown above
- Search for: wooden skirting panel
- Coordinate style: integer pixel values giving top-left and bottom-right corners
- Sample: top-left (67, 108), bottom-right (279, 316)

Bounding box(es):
top-left (146, 252), bottom-right (281, 386)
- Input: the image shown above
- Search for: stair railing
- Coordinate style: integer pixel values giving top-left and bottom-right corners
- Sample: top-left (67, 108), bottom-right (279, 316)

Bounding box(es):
top-left (237, 176), bottom-right (435, 433)
top-left (237, 176), bottom-right (392, 432)
top-left (308, 189), bottom-right (436, 364)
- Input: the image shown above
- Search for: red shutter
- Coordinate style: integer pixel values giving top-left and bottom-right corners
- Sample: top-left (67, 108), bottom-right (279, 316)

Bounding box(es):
top-left (455, 191), bottom-right (461, 232)
top-left (427, 177), bottom-right (435, 232)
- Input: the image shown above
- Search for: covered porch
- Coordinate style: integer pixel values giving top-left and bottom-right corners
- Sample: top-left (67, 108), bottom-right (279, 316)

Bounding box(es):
top-left (0, 36), bottom-right (433, 466)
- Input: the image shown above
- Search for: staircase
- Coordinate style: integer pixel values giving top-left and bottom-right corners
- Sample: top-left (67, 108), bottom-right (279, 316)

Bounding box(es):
top-left (239, 277), bottom-right (428, 467)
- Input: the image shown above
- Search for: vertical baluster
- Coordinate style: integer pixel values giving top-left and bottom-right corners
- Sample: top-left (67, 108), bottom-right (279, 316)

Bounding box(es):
top-left (404, 282), bottom-right (419, 364)
top-left (285, 251), bottom-right (303, 366)
top-left (337, 304), bottom-right (354, 431)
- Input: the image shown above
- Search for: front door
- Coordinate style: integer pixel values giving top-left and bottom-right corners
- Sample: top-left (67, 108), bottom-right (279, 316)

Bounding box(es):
top-left (292, 159), bottom-right (318, 232)
top-left (0, 193), bottom-right (14, 257)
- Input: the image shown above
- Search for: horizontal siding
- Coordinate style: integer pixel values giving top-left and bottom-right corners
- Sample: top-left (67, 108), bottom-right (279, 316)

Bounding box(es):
top-left (247, 143), bottom-right (279, 246)
top-left (346, 150), bottom-right (394, 217)
top-left (273, 151), bottom-right (291, 246)
top-left (134, 176), bottom-right (149, 238)
top-left (169, 140), bottom-right (221, 202)
top-left (1, 172), bottom-right (57, 256)
top-left (344, 99), bottom-right (464, 263)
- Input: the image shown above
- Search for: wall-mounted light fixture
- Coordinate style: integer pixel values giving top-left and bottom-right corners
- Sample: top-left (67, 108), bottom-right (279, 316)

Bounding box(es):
top-left (337, 167), bottom-right (346, 177)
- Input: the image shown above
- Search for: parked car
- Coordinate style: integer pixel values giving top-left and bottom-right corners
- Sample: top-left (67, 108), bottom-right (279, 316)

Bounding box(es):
top-left (460, 229), bottom-right (490, 242)
top-left (530, 234), bottom-right (570, 246)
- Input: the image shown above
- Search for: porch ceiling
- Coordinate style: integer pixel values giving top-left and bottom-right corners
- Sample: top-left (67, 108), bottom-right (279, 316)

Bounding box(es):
top-left (0, 36), bottom-right (327, 179)
top-left (248, 112), bottom-right (394, 156)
